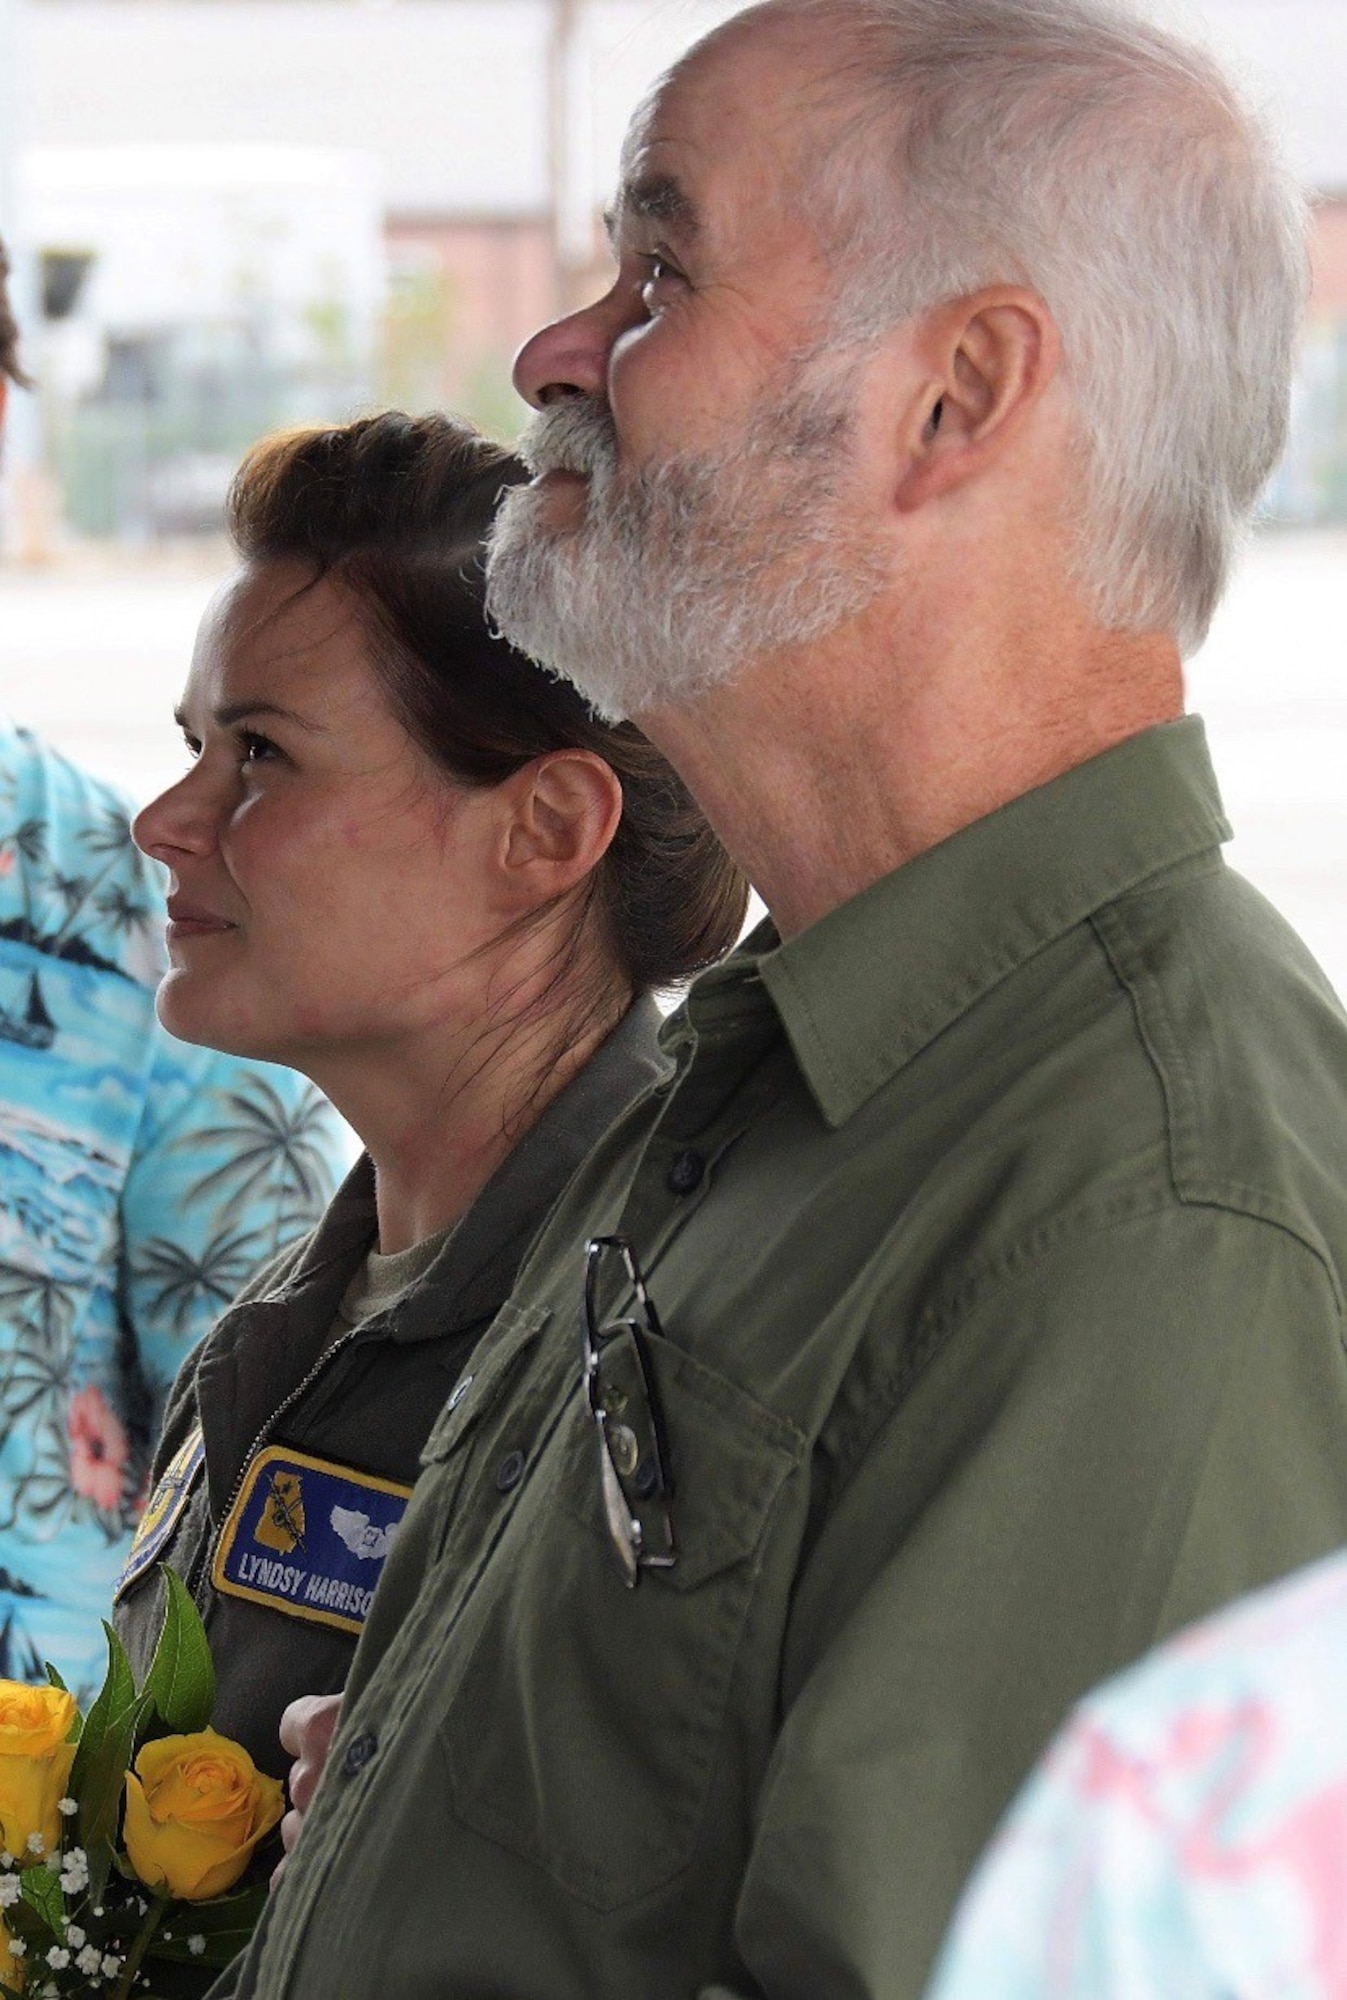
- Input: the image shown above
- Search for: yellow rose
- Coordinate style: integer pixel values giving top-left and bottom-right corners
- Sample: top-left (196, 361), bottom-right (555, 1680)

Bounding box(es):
top-left (0, 1680), bottom-right (77, 1861)
top-left (123, 1729), bottom-right (284, 1901)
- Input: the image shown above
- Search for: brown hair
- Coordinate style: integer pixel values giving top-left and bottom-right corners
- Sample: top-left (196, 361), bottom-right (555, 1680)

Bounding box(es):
top-left (0, 237), bottom-right (32, 391)
top-left (227, 412), bottom-right (747, 997)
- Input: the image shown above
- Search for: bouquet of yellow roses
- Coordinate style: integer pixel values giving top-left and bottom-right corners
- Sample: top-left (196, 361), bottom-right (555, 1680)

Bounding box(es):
top-left (0, 1571), bottom-right (282, 1999)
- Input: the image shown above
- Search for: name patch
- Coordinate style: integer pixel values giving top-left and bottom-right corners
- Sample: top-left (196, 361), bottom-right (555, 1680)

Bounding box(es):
top-left (212, 1445), bottom-right (412, 1635)
top-left (114, 1425), bottom-right (206, 1601)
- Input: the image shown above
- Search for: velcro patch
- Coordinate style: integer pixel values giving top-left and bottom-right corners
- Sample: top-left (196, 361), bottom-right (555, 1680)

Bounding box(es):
top-left (212, 1445), bottom-right (412, 1635)
top-left (115, 1425), bottom-right (205, 1601)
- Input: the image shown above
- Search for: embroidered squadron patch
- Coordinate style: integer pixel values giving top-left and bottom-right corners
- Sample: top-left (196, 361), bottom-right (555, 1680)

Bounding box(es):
top-left (212, 1445), bottom-right (412, 1635)
top-left (114, 1425), bottom-right (206, 1601)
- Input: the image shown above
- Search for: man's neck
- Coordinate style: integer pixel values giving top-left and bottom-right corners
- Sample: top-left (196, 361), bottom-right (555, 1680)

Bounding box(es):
top-left (640, 620), bottom-right (1184, 941)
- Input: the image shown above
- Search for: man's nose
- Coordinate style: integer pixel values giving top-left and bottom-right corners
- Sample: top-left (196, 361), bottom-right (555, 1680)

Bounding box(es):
top-left (512, 287), bottom-right (631, 410)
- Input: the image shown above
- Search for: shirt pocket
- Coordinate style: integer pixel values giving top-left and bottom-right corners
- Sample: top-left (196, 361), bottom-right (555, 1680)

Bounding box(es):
top-left (436, 1329), bottom-right (807, 1912)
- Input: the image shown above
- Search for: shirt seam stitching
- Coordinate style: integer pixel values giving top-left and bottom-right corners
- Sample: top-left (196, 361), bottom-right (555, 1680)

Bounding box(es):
top-left (1088, 904), bottom-right (1343, 1314)
top-left (772, 829), bottom-right (1225, 1126)
top-left (827, 1197), bottom-right (1344, 1495)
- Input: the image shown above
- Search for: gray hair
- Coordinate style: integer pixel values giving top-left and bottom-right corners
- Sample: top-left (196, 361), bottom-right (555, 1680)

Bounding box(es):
top-left (718, 0), bottom-right (1310, 654)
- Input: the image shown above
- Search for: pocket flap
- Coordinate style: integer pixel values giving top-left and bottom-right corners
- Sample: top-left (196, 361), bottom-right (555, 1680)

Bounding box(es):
top-left (561, 1329), bottom-right (806, 1591)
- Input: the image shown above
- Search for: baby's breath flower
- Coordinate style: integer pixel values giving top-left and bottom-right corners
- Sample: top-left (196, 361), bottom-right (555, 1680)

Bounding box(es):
top-left (188, 1935), bottom-right (206, 1956)
top-left (65, 1923), bottom-right (85, 1948)
top-left (44, 1946), bottom-right (70, 1969)
top-left (0, 1873), bottom-right (20, 1908)
top-left (25, 1830), bottom-right (45, 1855)
top-left (8, 1937), bottom-right (25, 1957)
top-left (56, 1798), bottom-right (77, 1818)
top-left (101, 1953), bottom-right (121, 1977)
top-left (75, 1943), bottom-right (102, 1976)
top-left (0, 1850), bottom-right (13, 1869)
top-left (58, 1845), bottom-right (89, 1894)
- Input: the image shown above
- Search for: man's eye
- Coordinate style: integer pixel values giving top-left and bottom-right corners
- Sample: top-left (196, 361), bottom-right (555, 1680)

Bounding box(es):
top-left (180, 731), bottom-right (202, 763)
top-left (639, 257), bottom-right (685, 310)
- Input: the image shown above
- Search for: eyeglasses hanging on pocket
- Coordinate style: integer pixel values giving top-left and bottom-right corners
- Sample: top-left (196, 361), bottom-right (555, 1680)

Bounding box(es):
top-left (582, 1234), bottom-right (678, 1588)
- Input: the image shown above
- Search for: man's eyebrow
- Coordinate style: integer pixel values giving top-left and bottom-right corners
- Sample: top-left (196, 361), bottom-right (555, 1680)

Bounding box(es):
top-left (610, 172), bottom-right (702, 246)
top-left (173, 700), bottom-right (324, 734)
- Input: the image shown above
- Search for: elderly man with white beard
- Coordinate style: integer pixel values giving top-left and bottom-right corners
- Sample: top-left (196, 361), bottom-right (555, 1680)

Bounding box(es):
top-left (216, 3), bottom-right (1347, 1997)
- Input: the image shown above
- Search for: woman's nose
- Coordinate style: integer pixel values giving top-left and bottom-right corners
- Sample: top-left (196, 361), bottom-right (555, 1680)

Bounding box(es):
top-left (132, 761), bottom-right (227, 866)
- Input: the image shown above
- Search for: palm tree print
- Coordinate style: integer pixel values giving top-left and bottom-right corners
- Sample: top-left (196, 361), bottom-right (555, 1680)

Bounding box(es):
top-left (0, 1260), bottom-right (76, 1362)
top-left (2, 818), bottom-right (48, 869)
top-left (0, 1609), bottom-right (47, 1685)
top-left (50, 872), bottom-right (87, 916)
top-left (0, 1418), bottom-right (78, 1539)
top-left (0, 787), bottom-right (154, 975)
top-left (132, 1226), bottom-right (263, 1338)
top-left (47, 804), bottom-right (147, 951)
top-left (0, 1262), bottom-right (78, 1452)
top-left (94, 880), bottom-right (154, 942)
top-left (0, 1263), bottom-right (92, 1539)
top-left (178, 1077), bottom-right (338, 1252)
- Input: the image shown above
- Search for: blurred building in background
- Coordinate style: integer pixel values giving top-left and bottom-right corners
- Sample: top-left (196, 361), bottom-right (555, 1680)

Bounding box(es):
top-left (25, 144), bottom-right (381, 537)
top-left (0, 0), bottom-right (1343, 545)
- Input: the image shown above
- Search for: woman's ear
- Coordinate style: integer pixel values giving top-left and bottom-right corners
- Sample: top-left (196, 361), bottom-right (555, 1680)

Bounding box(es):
top-left (500, 749), bottom-right (623, 906)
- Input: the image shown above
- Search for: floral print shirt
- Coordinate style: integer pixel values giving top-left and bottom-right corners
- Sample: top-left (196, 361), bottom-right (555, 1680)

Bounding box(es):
top-left (0, 721), bottom-right (344, 1698)
top-left (926, 1548), bottom-right (1347, 1999)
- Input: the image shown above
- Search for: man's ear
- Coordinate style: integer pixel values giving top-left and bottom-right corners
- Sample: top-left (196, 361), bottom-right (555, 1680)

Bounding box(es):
top-left (893, 286), bottom-right (1061, 512)
top-left (500, 749), bottom-right (624, 908)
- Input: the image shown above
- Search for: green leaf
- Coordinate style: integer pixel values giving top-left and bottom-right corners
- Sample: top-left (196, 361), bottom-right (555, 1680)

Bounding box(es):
top-left (139, 1568), bottom-right (215, 1740)
top-left (69, 1622), bottom-right (149, 1901)
top-left (147, 1881), bottom-right (268, 1966)
top-left (19, 1860), bottom-right (65, 1939)
top-left (44, 1658), bottom-right (83, 1741)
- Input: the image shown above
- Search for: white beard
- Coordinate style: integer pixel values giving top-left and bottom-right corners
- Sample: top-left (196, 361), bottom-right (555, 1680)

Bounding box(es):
top-left (485, 361), bottom-right (888, 722)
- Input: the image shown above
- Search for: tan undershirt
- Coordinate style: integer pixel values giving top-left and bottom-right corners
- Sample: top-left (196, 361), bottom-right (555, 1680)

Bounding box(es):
top-left (331, 1225), bottom-right (454, 1339)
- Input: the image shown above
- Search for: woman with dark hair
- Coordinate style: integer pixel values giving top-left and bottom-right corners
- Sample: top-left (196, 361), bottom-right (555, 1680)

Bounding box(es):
top-left (114, 414), bottom-right (746, 1789)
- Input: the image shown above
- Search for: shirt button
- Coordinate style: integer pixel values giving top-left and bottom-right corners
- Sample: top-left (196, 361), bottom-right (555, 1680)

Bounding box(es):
top-left (341, 1731), bottom-right (377, 1778)
top-left (447, 1374), bottom-right (473, 1411)
top-left (667, 1148), bottom-right (706, 1195)
top-left (496, 1449), bottom-right (526, 1493)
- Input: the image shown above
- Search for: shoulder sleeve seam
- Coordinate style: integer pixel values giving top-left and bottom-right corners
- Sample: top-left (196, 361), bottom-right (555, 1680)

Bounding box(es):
top-left (1087, 905), bottom-right (1342, 1310)
top-left (828, 1199), bottom-right (1344, 1494)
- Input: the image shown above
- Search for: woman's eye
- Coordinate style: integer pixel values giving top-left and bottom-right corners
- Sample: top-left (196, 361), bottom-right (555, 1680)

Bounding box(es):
top-left (239, 731), bottom-right (281, 767)
top-left (180, 731), bottom-right (202, 763)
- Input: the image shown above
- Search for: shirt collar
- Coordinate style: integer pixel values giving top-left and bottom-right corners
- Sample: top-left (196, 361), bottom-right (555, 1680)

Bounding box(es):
top-left (393, 991), bottom-right (669, 1337)
top-left (267, 994), bottom-right (670, 1336)
top-left (752, 716), bottom-right (1230, 1129)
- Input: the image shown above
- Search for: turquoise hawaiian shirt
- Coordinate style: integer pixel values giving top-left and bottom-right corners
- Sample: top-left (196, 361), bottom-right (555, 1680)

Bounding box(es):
top-left (0, 719), bottom-right (344, 1697)
top-left (927, 1547), bottom-right (1347, 1998)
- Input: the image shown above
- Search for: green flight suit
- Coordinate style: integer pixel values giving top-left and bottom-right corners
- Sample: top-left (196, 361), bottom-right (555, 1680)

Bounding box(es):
top-left (219, 718), bottom-right (1347, 2000)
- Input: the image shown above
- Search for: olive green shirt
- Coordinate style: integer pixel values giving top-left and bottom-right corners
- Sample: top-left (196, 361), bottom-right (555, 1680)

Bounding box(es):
top-left (222, 719), bottom-right (1347, 2000)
